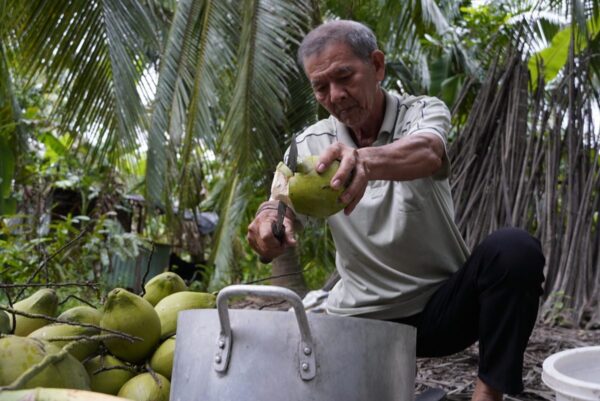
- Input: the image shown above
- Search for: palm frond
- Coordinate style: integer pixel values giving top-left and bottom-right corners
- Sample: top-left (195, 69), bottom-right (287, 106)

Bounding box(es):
top-left (176, 0), bottom-right (240, 210)
top-left (0, 44), bottom-right (24, 214)
top-left (284, 70), bottom-right (318, 136)
top-left (376, 0), bottom-right (479, 94)
top-left (220, 0), bottom-right (312, 172)
top-left (419, 0), bottom-right (451, 34)
top-left (146, 0), bottom-right (242, 212)
top-left (0, 39), bottom-right (26, 211)
top-left (145, 0), bottom-right (207, 208)
top-left (205, 0), bottom-right (312, 287)
top-left (14, 0), bottom-right (161, 166)
top-left (207, 173), bottom-right (248, 290)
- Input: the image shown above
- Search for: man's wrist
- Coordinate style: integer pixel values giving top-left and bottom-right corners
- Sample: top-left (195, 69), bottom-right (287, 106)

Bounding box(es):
top-left (255, 202), bottom-right (278, 217)
top-left (255, 201), bottom-right (296, 220)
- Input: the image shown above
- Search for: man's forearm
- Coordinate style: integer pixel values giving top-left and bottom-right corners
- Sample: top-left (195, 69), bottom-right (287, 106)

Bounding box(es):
top-left (358, 133), bottom-right (444, 181)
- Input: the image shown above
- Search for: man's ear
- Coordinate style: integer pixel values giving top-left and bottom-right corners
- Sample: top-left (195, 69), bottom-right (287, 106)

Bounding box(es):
top-left (371, 50), bottom-right (385, 81)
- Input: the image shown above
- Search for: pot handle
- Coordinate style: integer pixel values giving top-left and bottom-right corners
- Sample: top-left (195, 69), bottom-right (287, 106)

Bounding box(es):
top-left (213, 284), bottom-right (317, 381)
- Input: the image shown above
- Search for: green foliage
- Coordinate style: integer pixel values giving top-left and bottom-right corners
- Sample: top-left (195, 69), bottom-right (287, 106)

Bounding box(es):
top-left (0, 42), bottom-right (20, 216)
top-left (458, 3), bottom-right (513, 66)
top-left (12, 0), bottom-right (162, 166)
top-left (0, 214), bottom-right (144, 310)
top-left (297, 221), bottom-right (337, 289)
top-left (234, 215), bottom-right (336, 291)
top-left (529, 14), bottom-right (600, 88)
top-left (0, 78), bottom-right (149, 305)
top-left (0, 130), bottom-right (16, 215)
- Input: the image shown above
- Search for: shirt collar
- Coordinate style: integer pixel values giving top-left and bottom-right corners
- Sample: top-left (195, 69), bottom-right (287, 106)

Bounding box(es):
top-left (379, 90), bottom-right (398, 136)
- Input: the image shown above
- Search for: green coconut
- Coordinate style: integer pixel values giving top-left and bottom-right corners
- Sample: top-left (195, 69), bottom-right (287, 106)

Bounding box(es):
top-left (272, 155), bottom-right (347, 218)
top-left (149, 336), bottom-right (176, 379)
top-left (154, 291), bottom-right (216, 339)
top-left (28, 323), bottom-right (100, 361)
top-left (117, 373), bottom-right (170, 401)
top-left (142, 272), bottom-right (187, 306)
top-left (290, 156), bottom-right (347, 217)
top-left (0, 336), bottom-right (90, 390)
top-left (9, 288), bottom-right (59, 336)
top-left (58, 305), bottom-right (103, 325)
top-left (0, 310), bottom-right (10, 334)
top-left (100, 288), bottom-right (161, 363)
top-left (85, 355), bottom-right (135, 396)
top-left (0, 388), bottom-right (130, 401)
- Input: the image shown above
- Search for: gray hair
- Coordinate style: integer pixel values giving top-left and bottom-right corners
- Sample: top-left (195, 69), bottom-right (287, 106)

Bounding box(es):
top-left (297, 20), bottom-right (378, 70)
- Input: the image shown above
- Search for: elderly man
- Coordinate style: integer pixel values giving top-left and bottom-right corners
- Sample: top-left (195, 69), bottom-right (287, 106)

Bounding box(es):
top-left (247, 20), bottom-right (545, 401)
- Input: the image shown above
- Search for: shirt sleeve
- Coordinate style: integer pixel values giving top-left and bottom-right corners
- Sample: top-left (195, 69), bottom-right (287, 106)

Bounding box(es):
top-left (394, 96), bottom-right (451, 180)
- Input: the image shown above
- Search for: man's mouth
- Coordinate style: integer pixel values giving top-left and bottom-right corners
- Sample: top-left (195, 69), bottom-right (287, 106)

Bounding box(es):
top-left (337, 104), bottom-right (357, 115)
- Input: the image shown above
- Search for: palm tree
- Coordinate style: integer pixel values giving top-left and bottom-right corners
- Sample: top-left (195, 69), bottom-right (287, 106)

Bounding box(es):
top-left (0, 0), bottom-right (319, 291)
top-left (143, 0), bottom-right (317, 290)
top-left (2, 0), bottom-right (598, 326)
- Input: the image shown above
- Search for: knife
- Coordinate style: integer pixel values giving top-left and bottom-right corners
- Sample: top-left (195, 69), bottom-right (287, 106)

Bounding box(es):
top-left (260, 134), bottom-right (297, 263)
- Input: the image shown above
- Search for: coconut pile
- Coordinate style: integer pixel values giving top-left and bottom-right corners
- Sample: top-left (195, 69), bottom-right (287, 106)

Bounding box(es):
top-left (0, 272), bottom-right (215, 401)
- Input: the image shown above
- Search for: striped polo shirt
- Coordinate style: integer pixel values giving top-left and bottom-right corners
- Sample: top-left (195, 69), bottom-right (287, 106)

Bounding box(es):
top-left (286, 90), bottom-right (470, 319)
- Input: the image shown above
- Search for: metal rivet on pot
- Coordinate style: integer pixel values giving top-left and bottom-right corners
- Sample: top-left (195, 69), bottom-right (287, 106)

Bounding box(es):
top-left (215, 355), bottom-right (222, 363)
top-left (218, 340), bottom-right (225, 349)
top-left (303, 347), bottom-right (312, 355)
top-left (301, 362), bottom-right (309, 371)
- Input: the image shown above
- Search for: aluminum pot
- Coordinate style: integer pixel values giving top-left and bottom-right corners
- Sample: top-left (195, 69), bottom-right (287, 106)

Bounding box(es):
top-left (170, 285), bottom-right (416, 401)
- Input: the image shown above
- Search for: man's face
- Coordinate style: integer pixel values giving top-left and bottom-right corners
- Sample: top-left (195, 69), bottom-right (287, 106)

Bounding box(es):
top-left (303, 42), bottom-right (385, 130)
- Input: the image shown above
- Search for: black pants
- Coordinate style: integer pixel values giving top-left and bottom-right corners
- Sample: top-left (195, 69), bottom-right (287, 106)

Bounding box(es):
top-left (390, 228), bottom-right (545, 395)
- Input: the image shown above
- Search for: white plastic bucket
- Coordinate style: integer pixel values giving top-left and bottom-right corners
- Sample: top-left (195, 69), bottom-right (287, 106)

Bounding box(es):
top-left (542, 346), bottom-right (600, 401)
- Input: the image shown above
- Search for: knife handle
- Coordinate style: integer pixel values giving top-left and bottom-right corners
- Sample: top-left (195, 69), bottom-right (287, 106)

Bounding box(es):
top-left (259, 221), bottom-right (286, 264)
top-left (271, 220), bottom-right (286, 243)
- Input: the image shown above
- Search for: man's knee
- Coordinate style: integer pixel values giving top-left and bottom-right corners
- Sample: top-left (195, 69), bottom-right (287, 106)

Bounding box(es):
top-left (477, 227), bottom-right (545, 292)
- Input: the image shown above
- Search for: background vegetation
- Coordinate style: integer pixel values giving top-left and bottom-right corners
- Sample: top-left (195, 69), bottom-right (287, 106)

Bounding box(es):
top-left (0, 0), bottom-right (598, 327)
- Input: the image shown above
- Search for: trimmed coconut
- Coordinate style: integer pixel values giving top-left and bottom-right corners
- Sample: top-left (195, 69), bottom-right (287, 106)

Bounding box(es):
top-left (154, 291), bottom-right (216, 339)
top-left (85, 355), bottom-right (135, 395)
top-left (58, 305), bottom-right (102, 325)
top-left (149, 336), bottom-right (176, 379)
top-left (28, 323), bottom-right (99, 361)
top-left (117, 373), bottom-right (170, 401)
top-left (100, 288), bottom-right (161, 363)
top-left (142, 272), bottom-right (187, 306)
top-left (289, 156), bottom-right (347, 217)
top-left (10, 289), bottom-right (59, 336)
top-left (0, 336), bottom-right (90, 390)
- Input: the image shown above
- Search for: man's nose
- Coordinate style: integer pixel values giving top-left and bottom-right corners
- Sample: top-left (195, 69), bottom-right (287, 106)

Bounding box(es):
top-left (329, 83), bottom-right (347, 103)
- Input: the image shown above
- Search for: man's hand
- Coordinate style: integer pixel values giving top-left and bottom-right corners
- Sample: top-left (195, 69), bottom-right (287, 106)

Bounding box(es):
top-left (317, 143), bottom-right (368, 215)
top-left (247, 201), bottom-right (297, 262)
top-left (316, 133), bottom-right (446, 215)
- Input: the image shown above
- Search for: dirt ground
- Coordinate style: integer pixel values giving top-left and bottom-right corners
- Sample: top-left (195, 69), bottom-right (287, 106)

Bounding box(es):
top-left (234, 296), bottom-right (600, 400)
top-left (415, 323), bottom-right (600, 400)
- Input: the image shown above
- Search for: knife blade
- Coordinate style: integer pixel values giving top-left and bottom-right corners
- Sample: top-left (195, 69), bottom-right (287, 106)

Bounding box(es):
top-left (271, 134), bottom-right (298, 240)
top-left (271, 201), bottom-right (287, 243)
top-left (287, 133), bottom-right (298, 173)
